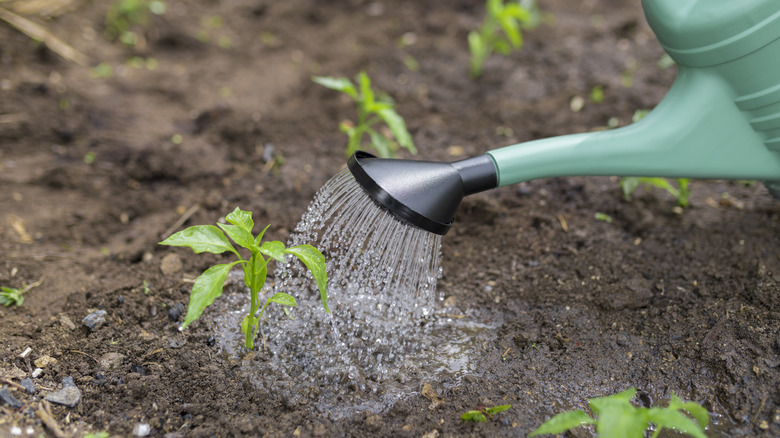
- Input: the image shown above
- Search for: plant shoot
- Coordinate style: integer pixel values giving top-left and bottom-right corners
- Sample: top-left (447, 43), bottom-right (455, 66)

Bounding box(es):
top-left (313, 71), bottom-right (416, 158)
top-left (159, 207), bottom-right (328, 350)
top-left (530, 387), bottom-right (709, 438)
top-left (461, 404), bottom-right (512, 422)
top-left (468, 0), bottom-right (540, 78)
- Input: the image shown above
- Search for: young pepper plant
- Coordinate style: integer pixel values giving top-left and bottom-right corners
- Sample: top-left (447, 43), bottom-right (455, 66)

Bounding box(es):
top-left (468, 0), bottom-right (539, 78)
top-left (529, 387), bottom-right (709, 438)
top-left (312, 71), bottom-right (416, 158)
top-left (159, 207), bottom-right (328, 350)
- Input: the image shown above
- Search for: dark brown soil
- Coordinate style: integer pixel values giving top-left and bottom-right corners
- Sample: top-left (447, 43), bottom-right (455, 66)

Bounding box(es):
top-left (1, 0), bottom-right (778, 437)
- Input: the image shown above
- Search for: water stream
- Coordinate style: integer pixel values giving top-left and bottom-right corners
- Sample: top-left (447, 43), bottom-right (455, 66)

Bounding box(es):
top-left (214, 168), bottom-right (499, 417)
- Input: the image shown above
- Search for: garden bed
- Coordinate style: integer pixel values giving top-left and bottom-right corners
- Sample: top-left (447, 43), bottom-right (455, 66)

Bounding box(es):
top-left (1, 0), bottom-right (778, 436)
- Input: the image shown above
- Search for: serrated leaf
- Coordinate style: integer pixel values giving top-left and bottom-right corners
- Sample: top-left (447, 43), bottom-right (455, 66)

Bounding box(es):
top-left (647, 408), bottom-right (707, 438)
top-left (160, 225), bottom-right (236, 255)
top-left (225, 207), bottom-right (253, 233)
top-left (268, 292), bottom-right (297, 307)
top-left (285, 244), bottom-right (329, 313)
top-left (218, 223), bottom-right (256, 251)
top-left (529, 410), bottom-right (595, 436)
top-left (461, 411), bottom-right (487, 422)
top-left (377, 108), bottom-right (416, 154)
top-left (182, 263), bottom-right (234, 329)
top-left (486, 404), bottom-right (512, 415)
top-left (259, 240), bottom-right (286, 262)
top-left (312, 76), bottom-right (357, 99)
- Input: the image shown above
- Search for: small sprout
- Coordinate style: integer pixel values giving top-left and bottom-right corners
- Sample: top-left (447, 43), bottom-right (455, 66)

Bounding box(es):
top-left (462, 404), bottom-right (512, 422)
top-left (105, 0), bottom-right (166, 45)
top-left (0, 279), bottom-right (42, 307)
top-left (657, 53), bottom-right (676, 70)
top-left (590, 85), bottom-right (604, 103)
top-left (91, 63), bottom-right (113, 78)
top-left (159, 207), bottom-right (328, 350)
top-left (313, 71), bottom-right (416, 158)
top-left (594, 212), bottom-right (613, 223)
top-left (171, 134), bottom-right (183, 144)
top-left (468, 0), bottom-right (540, 78)
top-left (84, 151), bottom-right (96, 164)
top-left (529, 388), bottom-right (709, 438)
top-left (84, 432), bottom-right (110, 438)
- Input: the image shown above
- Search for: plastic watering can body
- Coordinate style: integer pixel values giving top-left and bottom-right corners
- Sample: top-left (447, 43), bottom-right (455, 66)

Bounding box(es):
top-left (487, 0), bottom-right (780, 188)
top-left (347, 0), bottom-right (780, 235)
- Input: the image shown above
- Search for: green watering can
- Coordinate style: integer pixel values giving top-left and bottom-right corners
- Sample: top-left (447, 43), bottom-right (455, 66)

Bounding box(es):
top-left (347, 0), bottom-right (780, 235)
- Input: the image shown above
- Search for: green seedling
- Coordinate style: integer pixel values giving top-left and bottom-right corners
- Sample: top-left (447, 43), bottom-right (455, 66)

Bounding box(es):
top-left (462, 404), bottom-right (512, 422)
top-left (0, 279), bottom-right (42, 307)
top-left (159, 207), bottom-right (328, 350)
top-left (530, 387), bottom-right (709, 438)
top-left (105, 0), bottom-right (166, 45)
top-left (313, 71), bottom-right (416, 158)
top-left (621, 177), bottom-right (691, 207)
top-left (621, 109), bottom-right (691, 207)
top-left (594, 212), bottom-right (613, 223)
top-left (468, 0), bottom-right (539, 78)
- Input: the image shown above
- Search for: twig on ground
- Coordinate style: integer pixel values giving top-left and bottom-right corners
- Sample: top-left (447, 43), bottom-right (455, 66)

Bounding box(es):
top-left (160, 204), bottom-right (200, 240)
top-left (0, 6), bottom-right (89, 65)
top-left (36, 401), bottom-right (67, 438)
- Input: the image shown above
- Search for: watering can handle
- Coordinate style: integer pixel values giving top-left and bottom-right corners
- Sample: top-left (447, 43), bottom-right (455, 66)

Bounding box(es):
top-left (486, 0), bottom-right (780, 186)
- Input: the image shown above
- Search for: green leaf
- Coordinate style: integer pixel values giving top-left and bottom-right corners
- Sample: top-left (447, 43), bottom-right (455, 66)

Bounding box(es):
top-left (241, 314), bottom-right (258, 336)
top-left (595, 406), bottom-right (648, 438)
top-left (529, 410), bottom-right (595, 436)
top-left (377, 108), bottom-right (416, 154)
top-left (646, 408), bottom-right (707, 438)
top-left (267, 292), bottom-right (297, 307)
top-left (159, 225), bottom-right (236, 255)
top-left (254, 224), bottom-right (271, 246)
top-left (368, 130), bottom-right (393, 158)
top-left (486, 404), bottom-right (512, 415)
top-left (366, 101), bottom-right (393, 113)
top-left (621, 177), bottom-right (640, 200)
top-left (357, 71), bottom-right (375, 107)
top-left (312, 76), bottom-right (357, 99)
top-left (218, 223), bottom-right (256, 251)
top-left (243, 255), bottom-right (268, 290)
top-left (589, 387), bottom-right (637, 415)
top-left (182, 263), bottom-right (234, 329)
top-left (285, 244), bottom-right (329, 313)
top-left (461, 411), bottom-right (487, 422)
top-left (668, 394), bottom-right (709, 429)
top-left (259, 240), bottom-right (286, 262)
top-left (225, 207), bottom-right (253, 233)
top-left (499, 15), bottom-right (523, 47)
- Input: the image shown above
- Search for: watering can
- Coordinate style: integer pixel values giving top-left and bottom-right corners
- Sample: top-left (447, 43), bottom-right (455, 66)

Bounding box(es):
top-left (347, 0), bottom-right (780, 235)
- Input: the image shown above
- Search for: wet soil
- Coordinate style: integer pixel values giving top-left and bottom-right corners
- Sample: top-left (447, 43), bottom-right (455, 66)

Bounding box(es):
top-left (1, 0), bottom-right (779, 436)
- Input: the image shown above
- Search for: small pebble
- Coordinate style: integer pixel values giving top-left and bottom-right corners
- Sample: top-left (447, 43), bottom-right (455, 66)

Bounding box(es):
top-left (133, 423), bottom-right (151, 437)
top-left (0, 386), bottom-right (23, 408)
top-left (160, 253), bottom-right (183, 276)
top-left (82, 310), bottom-right (108, 331)
top-left (31, 368), bottom-right (43, 378)
top-left (168, 338), bottom-right (186, 349)
top-left (34, 355), bottom-right (57, 368)
top-left (10, 426), bottom-right (22, 436)
top-left (59, 315), bottom-right (76, 330)
top-left (99, 352), bottom-right (125, 370)
top-left (117, 295), bottom-right (125, 304)
top-left (20, 378), bottom-right (35, 394)
top-left (44, 377), bottom-right (82, 408)
top-left (167, 302), bottom-right (185, 321)
top-left (206, 336), bottom-right (216, 347)
top-left (130, 364), bottom-right (147, 376)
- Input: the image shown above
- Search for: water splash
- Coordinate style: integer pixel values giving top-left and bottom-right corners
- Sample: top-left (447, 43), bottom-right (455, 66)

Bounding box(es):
top-left (214, 168), bottom-right (498, 416)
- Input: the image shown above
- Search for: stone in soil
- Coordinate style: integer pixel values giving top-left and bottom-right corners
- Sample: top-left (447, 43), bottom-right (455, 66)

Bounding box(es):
top-left (167, 302), bottom-right (185, 321)
top-left (99, 352), bottom-right (125, 370)
top-left (82, 310), bottom-right (107, 331)
top-left (0, 386), bottom-right (23, 408)
top-left (20, 378), bottom-right (35, 394)
top-left (44, 377), bottom-right (82, 408)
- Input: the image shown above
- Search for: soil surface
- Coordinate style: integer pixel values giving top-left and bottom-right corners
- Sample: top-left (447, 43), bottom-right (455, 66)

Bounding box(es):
top-left (1, 0), bottom-right (779, 437)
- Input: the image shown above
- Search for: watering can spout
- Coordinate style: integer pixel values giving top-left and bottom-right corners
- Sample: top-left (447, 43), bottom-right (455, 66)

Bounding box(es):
top-left (347, 0), bottom-right (780, 235)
